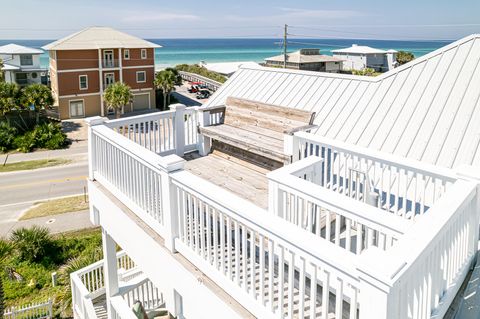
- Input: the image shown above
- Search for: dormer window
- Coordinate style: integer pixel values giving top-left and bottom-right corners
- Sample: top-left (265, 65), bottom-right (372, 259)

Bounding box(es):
top-left (141, 49), bottom-right (147, 59)
top-left (20, 55), bottom-right (33, 66)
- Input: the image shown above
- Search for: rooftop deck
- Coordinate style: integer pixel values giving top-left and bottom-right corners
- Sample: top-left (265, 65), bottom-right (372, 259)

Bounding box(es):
top-left (184, 151), bottom-right (269, 208)
top-left (80, 106), bottom-right (480, 319)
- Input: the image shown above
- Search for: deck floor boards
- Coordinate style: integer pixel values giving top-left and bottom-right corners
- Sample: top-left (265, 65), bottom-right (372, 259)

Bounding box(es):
top-left (184, 151), bottom-right (270, 209)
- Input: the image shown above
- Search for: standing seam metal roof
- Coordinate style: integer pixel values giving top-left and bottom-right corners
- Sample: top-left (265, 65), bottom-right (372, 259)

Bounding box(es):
top-left (204, 34), bottom-right (480, 169)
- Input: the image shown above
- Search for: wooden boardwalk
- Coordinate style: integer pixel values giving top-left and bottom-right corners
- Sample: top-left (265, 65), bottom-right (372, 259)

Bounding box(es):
top-left (184, 151), bottom-right (270, 209)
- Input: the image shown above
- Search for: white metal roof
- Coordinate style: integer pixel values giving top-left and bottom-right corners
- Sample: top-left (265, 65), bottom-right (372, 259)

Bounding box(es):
top-left (1, 63), bottom-right (20, 71)
top-left (0, 43), bottom-right (43, 55)
top-left (265, 51), bottom-right (343, 63)
top-left (42, 27), bottom-right (161, 51)
top-left (332, 44), bottom-right (390, 55)
top-left (205, 34), bottom-right (480, 169)
top-left (201, 61), bottom-right (259, 75)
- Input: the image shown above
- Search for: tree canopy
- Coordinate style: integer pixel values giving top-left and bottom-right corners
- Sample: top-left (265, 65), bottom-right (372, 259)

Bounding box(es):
top-left (396, 51), bottom-right (415, 65)
top-left (21, 84), bottom-right (54, 112)
top-left (103, 82), bottom-right (133, 118)
top-left (0, 58), bottom-right (4, 82)
top-left (0, 82), bottom-right (20, 116)
top-left (154, 69), bottom-right (177, 108)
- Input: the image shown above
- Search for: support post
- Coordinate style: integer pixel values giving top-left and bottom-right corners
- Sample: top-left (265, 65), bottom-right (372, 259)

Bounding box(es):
top-left (284, 133), bottom-right (300, 163)
top-left (169, 103), bottom-right (186, 156)
top-left (356, 247), bottom-right (401, 319)
top-left (160, 155), bottom-right (186, 253)
top-left (268, 180), bottom-right (283, 218)
top-left (98, 49), bottom-right (104, 117)
top-left (102, 228), bottom-right (119, 319)
top-left (84, 116), bottom-right (107, 181)
top-left (197, 108), bottom-right (212, 156)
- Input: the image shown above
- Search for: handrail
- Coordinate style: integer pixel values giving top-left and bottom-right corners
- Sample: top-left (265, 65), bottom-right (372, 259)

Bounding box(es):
top-left (105, 110), bottom-right (175, 128)
top-left (92, 125), bottom-right (184, 173)
top-left (170, 169), bottom-right (359, 281)
top-left (295, 131), bottom-right (457, 182)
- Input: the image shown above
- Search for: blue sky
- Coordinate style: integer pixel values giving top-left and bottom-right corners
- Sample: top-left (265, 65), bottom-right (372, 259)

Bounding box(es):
top-left (1, 0), bottom-right (479, 40)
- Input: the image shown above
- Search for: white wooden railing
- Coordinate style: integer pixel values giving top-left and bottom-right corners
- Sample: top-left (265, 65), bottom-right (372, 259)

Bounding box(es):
top-left (86, 111), bottom-right (480, 319)
top-left (72, 251), bottom-right (164, 319)
top-left (357, 179), bottom-right (479, 319)
top-left (171, 170), bottom-right (360, 319)
top-left (292, 132), bottom-right (458, 220)
top-left (4, 300), bottom-right (52, 319)
top-left (268, 156), bottom-right (409, 254)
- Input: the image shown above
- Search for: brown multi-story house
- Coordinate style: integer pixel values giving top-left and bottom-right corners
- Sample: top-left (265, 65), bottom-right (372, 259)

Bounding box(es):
top-left (43, 27), bottom-right (160, 119)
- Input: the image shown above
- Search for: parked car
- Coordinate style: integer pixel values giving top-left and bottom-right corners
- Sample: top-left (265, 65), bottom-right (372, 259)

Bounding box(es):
top-left (189, 85), bottom-right (202, 93)
top-left (196, 89), bottom-right (211, 99)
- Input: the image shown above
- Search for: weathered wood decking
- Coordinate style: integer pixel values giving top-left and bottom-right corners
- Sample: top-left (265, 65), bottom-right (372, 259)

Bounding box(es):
top-left (184, 151), bottom-right (269, 209)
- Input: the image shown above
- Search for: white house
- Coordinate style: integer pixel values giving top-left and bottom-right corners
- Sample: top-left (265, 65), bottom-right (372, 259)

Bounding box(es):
top-left (265, 48), bottom-right (343, 73)
top-left (75, 34), bottom-right (480, 319)
top-left (0, 43), bottom-right (47, 85)
top-left (332, 44), bottom-right (397, 72)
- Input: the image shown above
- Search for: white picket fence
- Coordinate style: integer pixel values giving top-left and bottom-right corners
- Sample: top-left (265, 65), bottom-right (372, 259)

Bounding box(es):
top-left (4, 300), bottom-right (52, 319)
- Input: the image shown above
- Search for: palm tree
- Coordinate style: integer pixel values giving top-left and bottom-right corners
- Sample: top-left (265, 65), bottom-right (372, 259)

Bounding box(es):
top-left (103, 82), bottom-right (133, 118)
top-left (154, 70), bottom-right (177, 108)
top-left (20, 84), bottom-right (54, 124)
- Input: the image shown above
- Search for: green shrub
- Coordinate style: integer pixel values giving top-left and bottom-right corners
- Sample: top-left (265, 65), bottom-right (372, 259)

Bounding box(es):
top-left (175, 64), bottom-right (227, 83)
top-left (33, 122), bottom-right (68, 150)
top-left (13, 131), bottom-right (36, 153)
top-left (10, 226), bottom-right (53, 263)
top-left (0, 122), bottom-right (17, 152)
top-left (13, 132), bottom-right (34, 153)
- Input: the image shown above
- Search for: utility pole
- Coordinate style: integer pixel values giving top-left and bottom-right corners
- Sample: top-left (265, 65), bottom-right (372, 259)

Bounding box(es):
top-left (283, 24), bottom-right (288, 68)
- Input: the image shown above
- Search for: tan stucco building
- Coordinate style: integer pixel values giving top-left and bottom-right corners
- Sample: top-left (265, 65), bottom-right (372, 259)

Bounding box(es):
top-left (43, 27), bottom-right (160, 119)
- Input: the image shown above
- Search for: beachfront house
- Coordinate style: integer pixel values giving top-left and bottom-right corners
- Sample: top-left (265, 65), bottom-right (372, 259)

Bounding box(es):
top-left (74, 34), bottom-right (480, 319)
top-left (332, 44), bottom-right (397, 72)
top-left (265, 48), bottom-right (343, 73)
top-left (42, 27), bottom-right (160, 120)
top-left (0, 43), bottom-right (47, 86)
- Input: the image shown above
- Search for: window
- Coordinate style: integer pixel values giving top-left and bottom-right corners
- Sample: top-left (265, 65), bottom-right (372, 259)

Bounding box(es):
top-left (124, 49), bottom-right (130, 60)
top-left (69, 100), bottom-right (85, 118)
top-left (141, 49), bottom-right (147, 59)
top-left (136, 71), bottom-right (146, 83)
top-left (20, 55), bottom-right (33, 66)
top-left (79, 75), bottom-right (88, 90)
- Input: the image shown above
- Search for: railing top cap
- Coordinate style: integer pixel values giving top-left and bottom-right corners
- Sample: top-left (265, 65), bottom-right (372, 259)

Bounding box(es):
top-left (168, 103), bottom-right (187, 110)
top-left (84, 116), bottom-right (108, 126)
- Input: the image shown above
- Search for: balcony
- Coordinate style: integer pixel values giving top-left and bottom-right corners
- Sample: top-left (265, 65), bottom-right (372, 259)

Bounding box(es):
top-left (81, 105), bottom-right (480, 319)
top-left (102, 60), bottom-right (119, 69)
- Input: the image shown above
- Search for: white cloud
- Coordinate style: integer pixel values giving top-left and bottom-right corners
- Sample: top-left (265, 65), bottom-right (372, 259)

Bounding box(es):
top-left (123, 12), bottom-right (201, 22)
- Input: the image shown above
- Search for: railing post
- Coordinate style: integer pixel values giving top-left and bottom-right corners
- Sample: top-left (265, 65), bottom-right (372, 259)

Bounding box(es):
top-left (356, 247), bottom-right (401, 319)
top-left (268, 180), bottom-right (283, 218)
top-left (84, 116), bottom-right (107, 181)
top-left (160, 155), bottom-right (186, 253)
top-left (284, 133), bottom-right (300, 163)
top-left (169, 104), bottom-right (186, 156)
top-left (197, 108), bottom-right (211, 156)
top-left (102, 228), bottom-right (119, 319)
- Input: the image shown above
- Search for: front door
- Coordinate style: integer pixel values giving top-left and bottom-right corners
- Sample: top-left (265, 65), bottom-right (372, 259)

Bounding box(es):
top-left (103, 50), bottom-right (114, 68)
top-left (104, 73), bottom-right (115, 88)
top-left (69, 100), bottom-right (85, 118)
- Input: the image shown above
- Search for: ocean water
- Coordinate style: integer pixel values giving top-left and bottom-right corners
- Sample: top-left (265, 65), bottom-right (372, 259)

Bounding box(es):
top-left (0, 38), bottom-right (452, 69)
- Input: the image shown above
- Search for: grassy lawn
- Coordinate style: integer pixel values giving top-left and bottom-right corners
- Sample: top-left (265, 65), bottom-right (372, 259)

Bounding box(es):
top-left (2, 227), bottom-right (103, 317)
top-left (20, 195), bottom-right (89, 221)
top-left (0, 158), bottom-right (71, 173)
